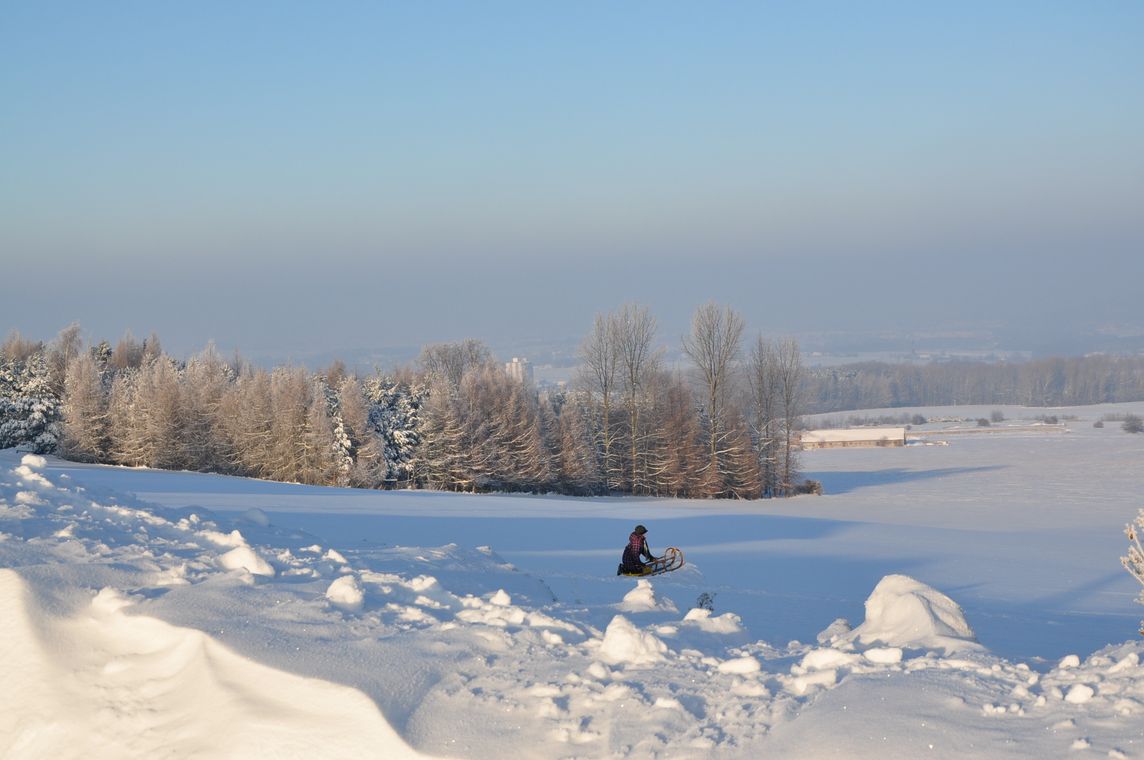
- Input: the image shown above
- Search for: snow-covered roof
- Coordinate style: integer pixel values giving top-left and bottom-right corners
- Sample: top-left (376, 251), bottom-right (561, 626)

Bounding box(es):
top-left (801, 427), bottom-right (906, 444)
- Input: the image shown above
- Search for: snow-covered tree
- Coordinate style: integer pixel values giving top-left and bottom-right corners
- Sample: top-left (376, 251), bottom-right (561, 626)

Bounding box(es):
top-left (337, 375), bottom-right (386, 488)
top-left (133, 357), bottom-right (184, 470)
top-left (60, 351), bottom-right (109, 461)
top-left (551, 389), bottom-right (604, 495)
top-left (682, 302), bottom-right (746, 497)
top-left (1123, 510), bottom-right (1144, 636)
top-left (645, 370), bottom-right (706, 498)
top-left (579, 313), bottom-right (621, 491)
top-left (46, 322), bottom-right (84, 397)
top-left (0, 351), bottom-right (62, 454)
top-left (363, 373), bottom-right (424, 487)
top-left (181, 345), bottom-right (233, 472)
top-left (220, 368), bottom-right (275, 478)
top-left (299, 379), bottom-right (341, 486)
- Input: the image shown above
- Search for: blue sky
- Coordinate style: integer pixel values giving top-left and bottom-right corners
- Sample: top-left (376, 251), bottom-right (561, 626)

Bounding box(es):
top-left (3, 1), bottom-right (1142, 359)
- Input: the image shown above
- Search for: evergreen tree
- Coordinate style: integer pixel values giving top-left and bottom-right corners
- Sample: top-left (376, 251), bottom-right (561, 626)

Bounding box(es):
top-left (0, 351), bottom-right (62, 454)
top-left (363, 374), bottom-right (423, 486)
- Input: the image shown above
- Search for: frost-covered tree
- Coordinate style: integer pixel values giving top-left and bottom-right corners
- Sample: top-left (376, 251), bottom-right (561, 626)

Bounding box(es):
top-left (220, 368), bottom-right (275, 478)
top-left (106, 370), bottom-right (141, 465)
top-left (579, 313), bottom-right (621, 490)
top-left (748, 336), bottom-right (782, 496)
top-left (1123, 510), bottom-right (1144, 636)
top-left (299, 379), bottom-right (341, 486)
top-left (417, 378), bottom-right (471, 491)
top-left (0, 351), bottom-right (62, 454)
top-left (552, 389), bottom-right (604, 495)
top-left (47, 322), bottom-right (84, 397)
top-left (682, 302), bottom-right (746, 497)
top-left (338, 375), bottom-right (386, 487)
top-left (614, 304), bottom-right (659, 494)
top-left (775, 337), bottom-right (805, 495)
top-left (110, 331), bottom-right (146, 371)
top-left (363, 373), bottom-right (424, 486)
top-left (645, 370), bottom-right (705, 497)
top-left (60, 351), bottom-right (109, 461)
top-left (417, 340), bottom-right (492, 388)
top-left (1, 331), bottom-right (42, 364)
top-left (133, 357), bottom-right (185, 470)
top-left (181, 345), bottom-right (233, 472)
top-left (268, 367), bottom-right (312, 483)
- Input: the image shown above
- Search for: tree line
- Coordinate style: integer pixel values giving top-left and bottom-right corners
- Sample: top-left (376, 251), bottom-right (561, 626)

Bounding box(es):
top-left (805, 355), bottom-right (1144, 413)
top-left (0, 305), bottom-right (806, 498)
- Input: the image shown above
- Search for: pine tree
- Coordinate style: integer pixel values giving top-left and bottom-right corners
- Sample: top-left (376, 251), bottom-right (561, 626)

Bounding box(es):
top-left (0, 351), bottom-right (63, 454)
top-left (363, 373), bottom-right (423, 486)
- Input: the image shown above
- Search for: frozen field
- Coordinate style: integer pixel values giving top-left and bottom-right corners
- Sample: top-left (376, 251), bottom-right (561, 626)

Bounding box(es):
top-left (3, 402), bottom-right (1144, 758)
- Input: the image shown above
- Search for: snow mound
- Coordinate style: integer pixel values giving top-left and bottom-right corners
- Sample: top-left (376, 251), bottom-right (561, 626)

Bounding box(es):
top-left (717, 655), bottom-right (761, 674)
top-left (847, 574), bottom-right (980, 653)
top-left (681, 607), bottom-right (743, 634)
top-left (816, 617), bottom-right (852, 644)
top-left (598, 615), bottom-right (668, 666)
top-left (326, 575), bottom-right (365, 611)
top-left (0, 569), bottom-right (425, 759)
top-left (617, 579), bottom-right (678, 612)
top-left (219, 546), bottom-right (276, 577)
top-left (801, 648), bottom-right (860, 671)
top-left (19, 454), bottom-right (46, 469)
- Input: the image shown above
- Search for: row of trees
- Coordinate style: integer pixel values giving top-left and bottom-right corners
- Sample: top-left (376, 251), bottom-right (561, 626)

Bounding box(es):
top-left (0, 306), bottom-right (807, 498)
top-left (806, 355), bottom-right (1144, 412)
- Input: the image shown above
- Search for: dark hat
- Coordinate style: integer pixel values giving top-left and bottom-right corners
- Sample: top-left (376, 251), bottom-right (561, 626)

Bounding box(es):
top-left (634, 524), bottom-right (647, 534)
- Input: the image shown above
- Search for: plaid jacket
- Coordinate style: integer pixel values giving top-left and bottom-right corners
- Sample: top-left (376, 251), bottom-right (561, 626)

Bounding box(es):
top-left (622, 532), bottom-right (652, 567)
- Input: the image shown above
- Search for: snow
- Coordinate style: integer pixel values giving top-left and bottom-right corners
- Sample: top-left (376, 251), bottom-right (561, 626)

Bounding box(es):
top-left (617, 578), bottom-right (678, 612)
top-left (845, 573), bottom-right (981, 653)
top-left (597, 615), bottom-right (669, 666)
top-left (326, 574), bottom-right (365, 611)
top-left (3, 401), bottom-right (1144, 757)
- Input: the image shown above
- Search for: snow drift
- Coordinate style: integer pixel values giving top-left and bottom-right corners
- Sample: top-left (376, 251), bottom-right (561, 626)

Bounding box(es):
top-left (847, 573), bottom-right (981, 653)
top-left (0, 570), bottom-right (425, 760)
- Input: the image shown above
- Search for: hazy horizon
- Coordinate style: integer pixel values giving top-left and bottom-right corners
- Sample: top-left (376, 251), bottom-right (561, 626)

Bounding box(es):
top-left (3, 2), bottom-right (1142, 361)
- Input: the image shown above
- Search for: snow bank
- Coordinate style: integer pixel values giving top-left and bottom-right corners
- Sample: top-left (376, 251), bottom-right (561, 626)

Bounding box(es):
top-left (598, 615), bottom-right (668, 666)
top-left (218, 545), bottom-right (276, 577)
top-left (19, 454), bottom-right (46, 469)
top-left (0, 569), bottom-right (426, 759)
top-left (847, 574), bottom-right (981, 653)
top-left (326, 575), bottom-right (365, 611)
top-left (681, 607), bottom-right (743, 634)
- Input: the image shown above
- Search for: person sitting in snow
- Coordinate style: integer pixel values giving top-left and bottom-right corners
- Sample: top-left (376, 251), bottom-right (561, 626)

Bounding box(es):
top-left (618, 524), bottom-right (656, 575)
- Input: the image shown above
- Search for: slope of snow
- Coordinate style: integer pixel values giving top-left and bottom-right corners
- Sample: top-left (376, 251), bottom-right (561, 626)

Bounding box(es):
top-left (3, 402), bottom-right (1144, 757)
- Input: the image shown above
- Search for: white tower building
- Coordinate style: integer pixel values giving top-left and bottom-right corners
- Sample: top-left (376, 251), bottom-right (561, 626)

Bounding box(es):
top-left (505, 357), bottom-right (533, 384)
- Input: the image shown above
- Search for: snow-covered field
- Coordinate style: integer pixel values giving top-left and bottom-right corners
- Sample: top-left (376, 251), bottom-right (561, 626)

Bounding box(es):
top-left (3, 402), bottom-right (1144, 758)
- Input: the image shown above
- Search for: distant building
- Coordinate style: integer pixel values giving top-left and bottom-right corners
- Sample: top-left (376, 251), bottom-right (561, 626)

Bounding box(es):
top-left (800, 427), bottom-right (907, 450)
top-left (505, 357), bottom-right (533, 384)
